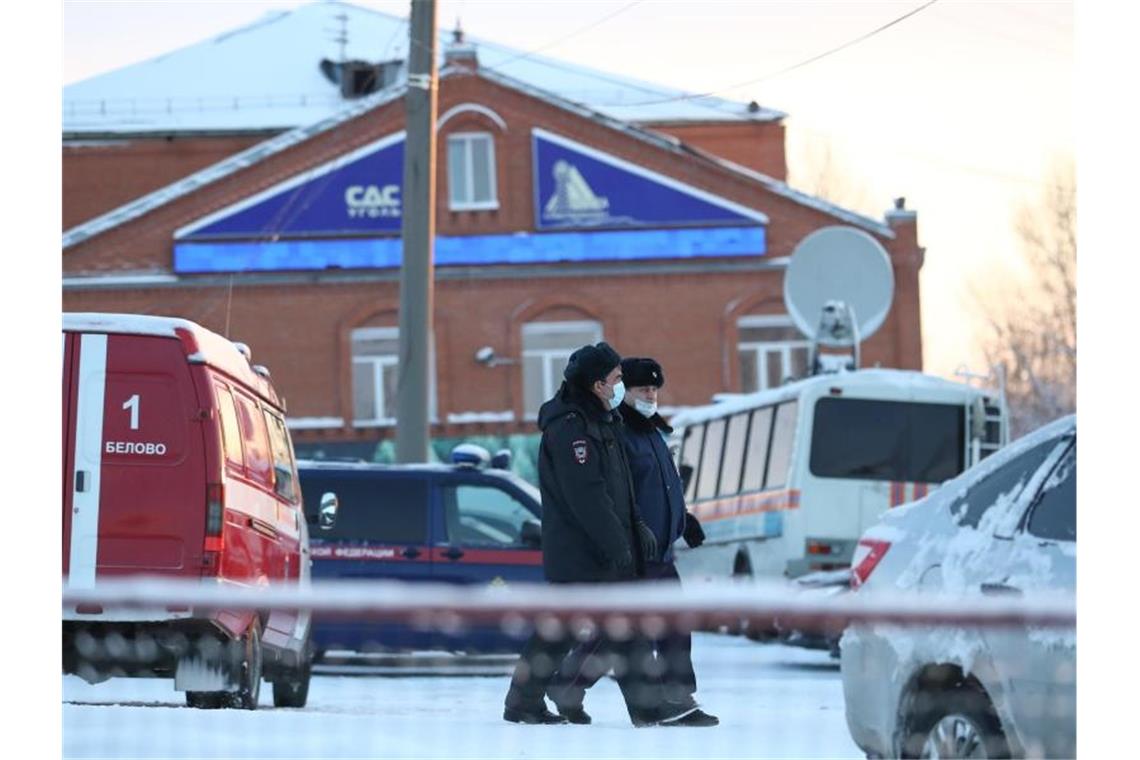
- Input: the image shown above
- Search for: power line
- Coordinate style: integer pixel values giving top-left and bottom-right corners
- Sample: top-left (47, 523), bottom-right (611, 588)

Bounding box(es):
top-left (598, 0), bottom-right (940, 108)
top-left (482, 0), bottom-right (646, 73)
top-left (788, 120), bottom-right (1054, 188)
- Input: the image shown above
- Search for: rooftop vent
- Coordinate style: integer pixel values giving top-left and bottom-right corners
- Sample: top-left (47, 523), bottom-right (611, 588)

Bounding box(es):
top-left (320, 58), bottom-right (402, 99)
top-left (444, 21), bottom-right (478, 70)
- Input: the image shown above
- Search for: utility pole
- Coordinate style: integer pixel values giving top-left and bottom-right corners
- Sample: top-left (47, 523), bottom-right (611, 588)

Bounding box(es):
top-left (395, 0), bottom-right (438, 463)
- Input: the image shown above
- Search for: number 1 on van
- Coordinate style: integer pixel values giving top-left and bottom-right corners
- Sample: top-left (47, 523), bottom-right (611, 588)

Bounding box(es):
top-left (122, 394), bottom-right (140, 430)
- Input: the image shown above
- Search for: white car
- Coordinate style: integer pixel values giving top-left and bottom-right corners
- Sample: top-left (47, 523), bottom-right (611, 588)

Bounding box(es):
top-left (841, 415), bottom-right (1075, 758)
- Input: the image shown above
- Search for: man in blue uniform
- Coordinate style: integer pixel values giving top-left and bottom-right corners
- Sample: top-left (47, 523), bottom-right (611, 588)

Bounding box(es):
top-left (546, 356), bottom-right (718, 726)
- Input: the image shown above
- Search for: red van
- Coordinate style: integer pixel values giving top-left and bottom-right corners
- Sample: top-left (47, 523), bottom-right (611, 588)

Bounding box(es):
top-left (62, 313), bottom-right (315, 709)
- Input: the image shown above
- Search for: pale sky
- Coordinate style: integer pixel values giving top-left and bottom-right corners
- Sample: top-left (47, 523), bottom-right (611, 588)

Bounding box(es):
top-left (61, 0), bottom-right (1075, 379)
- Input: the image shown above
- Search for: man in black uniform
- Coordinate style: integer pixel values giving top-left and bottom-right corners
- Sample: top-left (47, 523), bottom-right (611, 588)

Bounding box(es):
top-left (502, 342), bottom-right (695, 727)
top-left (546, 357), bottom-right (718, 727)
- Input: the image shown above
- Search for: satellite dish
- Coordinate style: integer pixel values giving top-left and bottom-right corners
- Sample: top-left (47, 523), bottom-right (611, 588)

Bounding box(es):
top-left (783, 226), bottom-right (894, 346)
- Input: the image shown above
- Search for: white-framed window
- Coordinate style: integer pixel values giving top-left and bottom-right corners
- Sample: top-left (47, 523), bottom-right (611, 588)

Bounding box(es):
top-left (522, 320), bottom-right (603, 417)
top-left (447, 132), bottom-right (498, 210)
top-left (738, 315), bottom-right (810, 392)
top-left (351, 327), bottom-right (437, 426)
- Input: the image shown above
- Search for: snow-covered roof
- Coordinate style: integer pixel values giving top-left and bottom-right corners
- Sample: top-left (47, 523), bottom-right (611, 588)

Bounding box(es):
top-left (63, 312), bottom-right (201, 339)
top-left (63, 1), bottom-right (783, 137)
top-left (63, 63), bottom-right (889, 251)
top-left (62, 80), bottom-right (407, 249)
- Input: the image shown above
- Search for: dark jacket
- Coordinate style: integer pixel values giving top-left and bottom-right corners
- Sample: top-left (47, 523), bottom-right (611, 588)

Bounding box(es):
top-left (536, 382), bottom-right (643, 583)
top-left (619, 407), bottom-right (687, 563)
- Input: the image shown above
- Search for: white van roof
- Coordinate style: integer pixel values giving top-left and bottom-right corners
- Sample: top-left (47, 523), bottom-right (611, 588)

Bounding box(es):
top-left (670, 368), bottom-right (992, 428)
top-left (63, 312), bottom-right (283, 408)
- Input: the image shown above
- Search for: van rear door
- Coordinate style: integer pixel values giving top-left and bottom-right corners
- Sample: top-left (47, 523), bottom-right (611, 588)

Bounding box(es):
top-left (63, 332), bottom-right (78, 577)
top-left (65, 332), bottom-right (207, 585)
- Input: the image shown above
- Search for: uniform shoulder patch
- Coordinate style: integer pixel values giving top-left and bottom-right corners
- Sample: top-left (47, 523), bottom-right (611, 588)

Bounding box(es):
top-left (571, 438), bottom-right (589, 465)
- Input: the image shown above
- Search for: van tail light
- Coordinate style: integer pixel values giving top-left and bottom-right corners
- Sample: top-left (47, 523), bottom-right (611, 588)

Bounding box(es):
top-left (850, 538), bottom-right (891, 590)
top-left (203, 483), bottom-right (224, 574)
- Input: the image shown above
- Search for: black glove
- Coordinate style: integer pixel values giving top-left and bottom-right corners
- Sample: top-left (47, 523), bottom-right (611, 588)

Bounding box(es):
top-left (611, 547), bottom-right (635, 575)
top-left (636, 521), bottom-right (659, 562)
top-left (682, 512), bottom-right (705, 548)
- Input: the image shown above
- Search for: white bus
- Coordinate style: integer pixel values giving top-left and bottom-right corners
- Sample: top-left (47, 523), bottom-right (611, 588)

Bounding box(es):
top-left (669, 368), bottom-right (1007, 586)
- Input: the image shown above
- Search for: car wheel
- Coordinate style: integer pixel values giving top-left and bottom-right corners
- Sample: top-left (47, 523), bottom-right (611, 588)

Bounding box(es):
top-left (272, 638), bottom-right (312, 708)
top-left (229, 623), bottom-right (262, 710)
top-left (902, 685), bottom-right (1009, 759)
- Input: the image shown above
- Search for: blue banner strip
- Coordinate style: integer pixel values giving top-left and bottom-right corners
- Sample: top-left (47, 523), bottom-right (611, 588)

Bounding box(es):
top-left (173, 226), bottom-right (766, 273)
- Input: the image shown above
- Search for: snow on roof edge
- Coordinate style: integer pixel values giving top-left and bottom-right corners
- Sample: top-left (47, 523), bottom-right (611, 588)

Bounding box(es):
top-left (478, 67), bottom-right (890, 238)
top-left (708, 155), bottom-right (895, 238)
top-left (64, 64), bottom-right (890, 251)
top-left (62, 79), bottom-right (410, 250)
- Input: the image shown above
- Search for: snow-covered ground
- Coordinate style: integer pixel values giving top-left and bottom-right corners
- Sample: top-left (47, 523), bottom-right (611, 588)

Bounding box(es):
top-left (63, 634), bottom-right (860, 759)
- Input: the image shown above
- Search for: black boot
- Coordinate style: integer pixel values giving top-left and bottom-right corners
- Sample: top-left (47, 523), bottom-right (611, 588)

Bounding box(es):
top-left (555, 705), bottom-right (592, 725)
top-left (503, 704), bottom-right (569, 724)
top-left (662, 708), bottom-right (719, 727)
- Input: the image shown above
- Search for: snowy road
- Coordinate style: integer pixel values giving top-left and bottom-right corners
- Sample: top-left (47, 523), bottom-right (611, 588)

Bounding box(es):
top-left (63, 634), bottom-right (861, 759)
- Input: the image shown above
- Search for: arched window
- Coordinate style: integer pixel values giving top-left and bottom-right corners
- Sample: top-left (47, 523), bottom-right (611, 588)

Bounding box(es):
top-left (521, 320), bottom-right (602, 416)
top-left (351, 326), bottom-right (437, 425)
top-left (737, 314), bottom-right (810, 392)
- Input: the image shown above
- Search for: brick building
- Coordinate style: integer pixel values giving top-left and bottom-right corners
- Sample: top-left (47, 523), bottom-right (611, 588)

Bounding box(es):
top-left (63, 2), bottom-right (924, 469)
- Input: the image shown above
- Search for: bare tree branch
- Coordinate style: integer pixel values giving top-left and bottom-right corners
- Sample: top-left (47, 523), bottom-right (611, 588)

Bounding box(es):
top-left (974, 159), bottom-right (1076, 438)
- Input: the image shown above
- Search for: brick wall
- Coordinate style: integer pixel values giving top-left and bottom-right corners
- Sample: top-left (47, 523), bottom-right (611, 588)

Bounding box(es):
top-left (62, 71), bottom-right (922, 444)
top-left (645, 121), bottom-right (787, 180)
top-left (63, 135), bottom-right (268, 230)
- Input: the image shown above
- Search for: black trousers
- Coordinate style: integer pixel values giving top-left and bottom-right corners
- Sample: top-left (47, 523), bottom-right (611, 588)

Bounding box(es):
top-left (503, 585), bottom-right (664, 724)
top-left (549, 561), bottom-right (697, 708)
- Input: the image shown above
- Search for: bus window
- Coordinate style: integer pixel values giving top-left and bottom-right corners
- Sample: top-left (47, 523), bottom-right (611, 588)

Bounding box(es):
top-left (809, 398), bottom-right (964, 482)
top-left (765, 402), bottom-right (798, 489)
top-left (718, 413), bottom-right (749, 496)
top-left (741, 407), bottom-right (773, 492)
top-left (680, 425), bottom-right (705, 502)
top-left (696, 418), bottom-right (727, 500)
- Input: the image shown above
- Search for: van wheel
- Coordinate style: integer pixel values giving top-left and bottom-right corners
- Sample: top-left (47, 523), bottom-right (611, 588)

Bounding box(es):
top-left (272, 639), bottom-right (312, 708)
top-left (184, 624), bottom-right (262, 709)
top-left (185, 691), bottom-right (226, 709)
top-left (229, 623), bottom-right (262, 710)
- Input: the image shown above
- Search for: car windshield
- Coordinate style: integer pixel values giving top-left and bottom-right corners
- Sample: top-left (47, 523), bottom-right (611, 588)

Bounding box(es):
top-left (809, 397), bottom-right (964, 483)
top-left (491, 471), bottom-right (542, 511)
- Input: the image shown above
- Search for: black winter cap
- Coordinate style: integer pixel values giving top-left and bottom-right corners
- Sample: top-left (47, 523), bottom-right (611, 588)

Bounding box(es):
top-left (563, 342), bottom-right (622, 387)
top-left (620, 357), bottom-right (665, 388)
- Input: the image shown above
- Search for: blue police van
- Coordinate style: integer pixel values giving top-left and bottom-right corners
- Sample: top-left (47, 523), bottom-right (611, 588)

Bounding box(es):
top-left (298, 446), bottom-right (543, 657)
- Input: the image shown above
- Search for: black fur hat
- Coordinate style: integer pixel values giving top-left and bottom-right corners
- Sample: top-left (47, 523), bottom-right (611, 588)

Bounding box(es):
top-left (563, 342), bottom-right (622, 387)
top-left (620, 357), bottom-right (664, 388)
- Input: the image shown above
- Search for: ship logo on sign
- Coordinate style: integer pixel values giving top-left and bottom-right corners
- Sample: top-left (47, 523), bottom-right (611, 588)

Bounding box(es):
top-left (544, 160), bottom-right (611, 224)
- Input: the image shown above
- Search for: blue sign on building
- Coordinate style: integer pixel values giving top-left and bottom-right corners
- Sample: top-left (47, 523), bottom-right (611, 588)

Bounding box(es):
top-left (171, 126), bottom-right (769, 273)
top-left (173, 225), bottom-right (767, 273)
top-left (176, 132), bottom-right (406, 240)
top-left (532, 127), bottom-right (767, 231)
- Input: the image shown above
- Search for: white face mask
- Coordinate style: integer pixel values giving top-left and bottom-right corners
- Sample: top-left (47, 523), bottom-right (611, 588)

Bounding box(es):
top-left (607, 380), bottom-right (626, 410)
top-left (633, 398), bottom-right (657, 418)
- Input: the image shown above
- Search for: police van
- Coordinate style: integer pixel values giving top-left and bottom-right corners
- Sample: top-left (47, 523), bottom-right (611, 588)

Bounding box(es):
top-left (62, 313), bottom-right (315, 709)
top-left (298, 445), bottom-right (543, 657)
